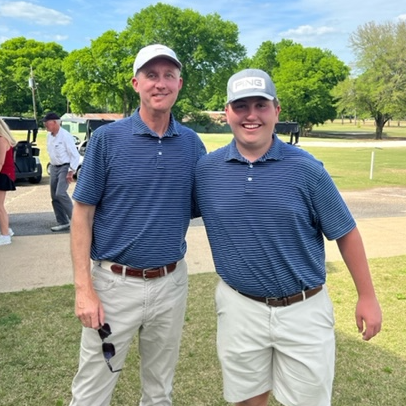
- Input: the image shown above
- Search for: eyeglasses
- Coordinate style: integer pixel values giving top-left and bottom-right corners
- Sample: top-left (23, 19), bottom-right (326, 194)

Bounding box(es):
top-left (98, 323), bottom-right (122, 373)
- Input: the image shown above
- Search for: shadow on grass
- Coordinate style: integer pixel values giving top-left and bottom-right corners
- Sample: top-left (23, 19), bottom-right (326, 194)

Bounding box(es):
top-left (0, 272), bottom-right (405, 405)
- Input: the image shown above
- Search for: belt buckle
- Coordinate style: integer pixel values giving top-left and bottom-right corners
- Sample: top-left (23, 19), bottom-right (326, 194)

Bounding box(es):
top-left (265, 297), bottom-right (279, 306)
top-left (142, 267), bottom-right (153, 280)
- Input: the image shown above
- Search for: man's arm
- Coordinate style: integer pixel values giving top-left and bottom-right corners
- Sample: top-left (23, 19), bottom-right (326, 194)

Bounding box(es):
top-left (336, 226), bottom-right (382, 341)
top-left (65, 133), bottom-right (80, 171)
top-left (71, 201), bottom-right (104, 329)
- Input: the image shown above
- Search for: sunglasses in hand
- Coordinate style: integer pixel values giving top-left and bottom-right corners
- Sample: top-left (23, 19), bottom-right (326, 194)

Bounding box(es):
top-left (98, 323), bottom-right (122, 373)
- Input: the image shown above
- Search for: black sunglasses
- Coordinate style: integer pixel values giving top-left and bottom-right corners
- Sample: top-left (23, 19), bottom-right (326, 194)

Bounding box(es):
top-left (98, 323), bottom-right (122, 373)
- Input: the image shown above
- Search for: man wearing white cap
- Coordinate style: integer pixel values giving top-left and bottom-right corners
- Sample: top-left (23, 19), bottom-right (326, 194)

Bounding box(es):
top-left (69, 44), bottom-right (206, 405)
top-left (195, 69), bottom-right (382, 406)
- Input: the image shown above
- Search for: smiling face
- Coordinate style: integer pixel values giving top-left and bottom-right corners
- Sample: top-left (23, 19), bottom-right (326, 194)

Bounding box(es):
top-left (225, 96), bottom-right (281, 161)
top-left (132, 58), bottom-right (183, 117)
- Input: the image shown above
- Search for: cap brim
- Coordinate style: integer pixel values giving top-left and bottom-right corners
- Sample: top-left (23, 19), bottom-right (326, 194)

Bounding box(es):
top-left (135, 55), bottom-right (182, 74)
top-left (227, 92), bottom-right (275, 104)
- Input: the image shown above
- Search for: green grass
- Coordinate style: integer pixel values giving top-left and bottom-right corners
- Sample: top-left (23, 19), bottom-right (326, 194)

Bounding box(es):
top-left (1, 256), bottom-right (406, 405)
top-left (307, 147), bottom-right (406, 189)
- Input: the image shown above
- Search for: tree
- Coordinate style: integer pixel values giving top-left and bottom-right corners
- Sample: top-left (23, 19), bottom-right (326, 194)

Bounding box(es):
top-left (0, 37), bottom-right (67, 118)
top-left (62, 30), bottom-right (136, 115)
top-left (348, 20), bottom-right (406, 139)
top-left (272, 43), bottom-right (349, 133)
top-left (250, 41), bottom-right (278, 72)
top-left (331, 78), bottom-right (357, 123)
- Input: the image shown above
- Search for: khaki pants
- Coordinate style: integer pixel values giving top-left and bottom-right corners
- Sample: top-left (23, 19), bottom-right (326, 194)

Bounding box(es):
top-left (70, 259), bottom-right (188, 406)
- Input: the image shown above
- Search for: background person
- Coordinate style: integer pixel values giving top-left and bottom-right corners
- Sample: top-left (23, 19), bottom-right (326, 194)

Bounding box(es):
top-left (44, 112), bottom-right (80, 232)
top-left (0, 118), bottom-right (17, 246)
top-left (195, 68), bottom-right (382, 406)
top-left (69, 44), bottom-right (206, 406)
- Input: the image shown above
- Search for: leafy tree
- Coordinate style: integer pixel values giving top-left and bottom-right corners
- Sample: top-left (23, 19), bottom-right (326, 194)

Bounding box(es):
top-left (347, 20), bottom-right (406, 139)
top-left (250, 41), bottom-right (278, 72)
top-left (0, 37), bottom-right (67, 118)
top-left (331, 78), bottom-right (356, 122)
top-left (272, 44), bottom-right (349, 133)
top-left (62, 30), bottom-right (136, 115)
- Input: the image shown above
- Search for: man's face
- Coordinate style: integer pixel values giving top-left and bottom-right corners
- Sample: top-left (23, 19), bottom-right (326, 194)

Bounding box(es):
top-left (132, 58), bottom-right (183, 114)
top-left (44, 120), bottom-right (59, 135)
top-left (225, 96), bottom-right (281, 156)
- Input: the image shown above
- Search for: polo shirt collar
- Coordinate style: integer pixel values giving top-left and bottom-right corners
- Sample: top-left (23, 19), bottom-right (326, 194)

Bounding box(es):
top-left (132, 107), bottom-right (180, 138)
top-left (225, 133), bottom-right (285, 163)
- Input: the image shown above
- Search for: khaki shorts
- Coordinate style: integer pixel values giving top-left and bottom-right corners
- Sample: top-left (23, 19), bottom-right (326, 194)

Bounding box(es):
top-left (216, 280), bottom-right (335, 406)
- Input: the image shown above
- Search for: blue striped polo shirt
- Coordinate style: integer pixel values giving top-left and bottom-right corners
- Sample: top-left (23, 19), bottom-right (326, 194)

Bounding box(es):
top-left (73, 108), bottom-right (206, 268)
top-left (195, 135), bottom-right (355, 298)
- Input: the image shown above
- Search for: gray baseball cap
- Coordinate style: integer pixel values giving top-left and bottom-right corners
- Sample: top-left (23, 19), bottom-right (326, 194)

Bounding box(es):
top-left (226, 69), bottom-right (277, 104)
top-left (133, 44), bottom-right (182, 76)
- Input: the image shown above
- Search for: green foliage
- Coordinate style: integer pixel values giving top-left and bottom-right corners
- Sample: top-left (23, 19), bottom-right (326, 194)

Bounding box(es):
top-left (272, 44), bottom-right (349, 132)
top-left (249, 40), bottom-right (278, 73)
top-left (62, 30), bottom-right (137, 115)
top-left (0, 37), bottom-right (67, 117)
top-left (186, 111), bottom-right (212, 127)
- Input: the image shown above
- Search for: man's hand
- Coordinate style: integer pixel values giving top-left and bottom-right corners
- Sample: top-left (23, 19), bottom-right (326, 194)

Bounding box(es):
top-left (75, 287), bottom-right (104, 329)
top-left (355, 296), bottom-right (382, 341)
top-left (66, 170), bottom-right (75, 184)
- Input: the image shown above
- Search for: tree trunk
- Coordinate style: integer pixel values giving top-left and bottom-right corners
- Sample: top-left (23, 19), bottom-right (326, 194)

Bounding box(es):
top-left (374, 113), bottom-right (385, 139)
top-left (375, 125), bottom-right (383, 139)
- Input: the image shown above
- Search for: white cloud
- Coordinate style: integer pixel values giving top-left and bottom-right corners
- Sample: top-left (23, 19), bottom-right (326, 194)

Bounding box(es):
top-left (0, 1), bottom-right (72, 26)
top-left (53, 34), bottom-right (68, 41)
top-left (397, 14), bottom-right (406, 21)
top-left (280, 25), bottom-right (339, 38)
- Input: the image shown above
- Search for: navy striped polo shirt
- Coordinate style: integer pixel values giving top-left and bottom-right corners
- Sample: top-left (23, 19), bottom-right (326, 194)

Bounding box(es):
top-left (195, 135), bottom-right (355, 298)
top-left (73, 109), bottom-right (206, 268)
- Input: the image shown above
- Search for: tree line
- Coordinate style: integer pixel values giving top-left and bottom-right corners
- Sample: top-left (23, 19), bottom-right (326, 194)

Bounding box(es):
top-left (0, 3), bottom-right (405, 139)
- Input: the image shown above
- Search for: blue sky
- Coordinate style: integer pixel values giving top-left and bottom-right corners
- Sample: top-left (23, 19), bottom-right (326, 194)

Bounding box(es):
top-left (0, 0), bottom-right (405, 67)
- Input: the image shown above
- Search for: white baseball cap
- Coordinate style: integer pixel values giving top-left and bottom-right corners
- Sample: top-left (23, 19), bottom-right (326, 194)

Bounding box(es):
top-left (226, 69), bottom-right (277, 104)
top-left (133, 44), bottom-right (182, 76)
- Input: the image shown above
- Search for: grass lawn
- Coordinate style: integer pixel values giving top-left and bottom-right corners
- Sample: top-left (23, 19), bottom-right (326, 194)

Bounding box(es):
top-left (1, 256), bottom-right (406, 405)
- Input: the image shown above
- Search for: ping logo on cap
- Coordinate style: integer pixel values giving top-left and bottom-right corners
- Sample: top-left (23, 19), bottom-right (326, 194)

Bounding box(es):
top-left (233, 77), bottom-right (266, 92)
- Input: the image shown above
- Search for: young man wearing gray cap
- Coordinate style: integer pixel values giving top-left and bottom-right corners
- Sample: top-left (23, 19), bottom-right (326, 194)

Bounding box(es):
top-left (44, 112), bottom-right (80, 232)
top-left (195, 69), bottom-right (382, 406)
top-left (69, 44), bottom-right (206, 405)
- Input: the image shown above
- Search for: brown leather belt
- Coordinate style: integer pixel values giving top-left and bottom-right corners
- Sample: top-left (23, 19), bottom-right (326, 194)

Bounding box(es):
top-left (233, 285), bottom-right (323, 307)
top-left (105, 261), bottom-right (177, 279)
